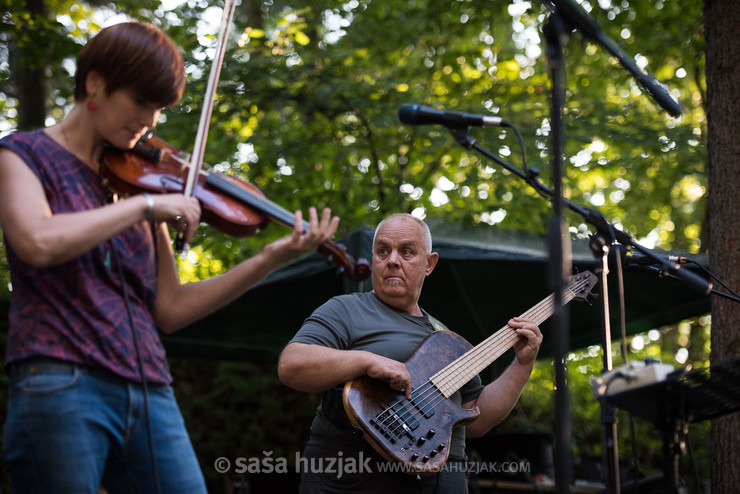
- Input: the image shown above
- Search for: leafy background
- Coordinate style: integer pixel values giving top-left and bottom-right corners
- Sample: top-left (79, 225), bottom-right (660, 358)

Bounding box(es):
top-left (0, 0), bottom-right (716, 492)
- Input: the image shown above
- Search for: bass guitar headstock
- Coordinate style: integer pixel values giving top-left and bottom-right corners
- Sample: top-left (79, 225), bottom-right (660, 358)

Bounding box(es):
top-left (567, 270), bottom-right (599, 301)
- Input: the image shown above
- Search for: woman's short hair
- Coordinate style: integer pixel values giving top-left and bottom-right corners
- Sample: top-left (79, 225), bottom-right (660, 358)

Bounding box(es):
top-left (74, 22), bottom-right (185, 107)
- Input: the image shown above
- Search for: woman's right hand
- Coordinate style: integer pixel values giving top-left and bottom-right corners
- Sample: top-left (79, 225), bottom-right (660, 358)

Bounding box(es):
top-left (147, 193), bottom-right (201, 243)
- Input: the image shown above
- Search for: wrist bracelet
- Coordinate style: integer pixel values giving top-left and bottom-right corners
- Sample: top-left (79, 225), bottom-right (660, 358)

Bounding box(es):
top-left (144, 193), bottom-right (154, 222)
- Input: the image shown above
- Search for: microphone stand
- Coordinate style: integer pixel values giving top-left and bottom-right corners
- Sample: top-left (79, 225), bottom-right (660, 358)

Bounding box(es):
top-left (446, 125), bottom-right (713, 494)
top-left (535, 1), bottom-right (682, 491)
top-left (543, 0), bottom-right (682, 118)
top-left (445, 2), bottom-right (696, 489)
top-left (543, 13), bottom-right (623, 488)
top-left (541, 12), bottom-right (574, 494)
top-left (447, 129), bottom-right (714, 299)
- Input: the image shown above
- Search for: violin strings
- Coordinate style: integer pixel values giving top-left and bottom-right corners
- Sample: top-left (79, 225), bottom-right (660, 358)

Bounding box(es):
top-left (368, 276), bottom-right (592, 441)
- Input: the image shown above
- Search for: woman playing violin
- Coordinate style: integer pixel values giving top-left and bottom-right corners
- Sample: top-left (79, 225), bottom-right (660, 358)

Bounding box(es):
top-left (0, 21), bottom-right (338, 493)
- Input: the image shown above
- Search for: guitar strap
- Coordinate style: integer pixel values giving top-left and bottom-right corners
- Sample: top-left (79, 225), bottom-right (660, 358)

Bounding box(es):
top-left (426, 313), bottom-right (448, 333)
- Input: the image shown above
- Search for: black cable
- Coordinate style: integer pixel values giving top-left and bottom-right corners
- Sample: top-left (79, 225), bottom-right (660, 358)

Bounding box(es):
top-left (502, 120), bottom-right (529, 175)
top-left (612, 246), bottom-right (629, 365)
top-left (507, 452), bottom-right (543, 494)
top-left (686, 430), bottom-right (701, 494)
top-left (111, 234), bottom-right (162, 494)
top-left (411, 470), bottom-right (443, 494)
top-left (685, 259), bottom-right (740, 298)
top-left (626, 412), bottom-right (640, 494)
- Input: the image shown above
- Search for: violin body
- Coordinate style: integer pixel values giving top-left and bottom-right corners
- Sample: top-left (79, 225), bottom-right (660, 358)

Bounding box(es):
top-left (96, 0), bottom-right (368, 281)
top-left (100, 134), bottom-right (371, 281)
top-left (101, 135), bottom-right (270, 237)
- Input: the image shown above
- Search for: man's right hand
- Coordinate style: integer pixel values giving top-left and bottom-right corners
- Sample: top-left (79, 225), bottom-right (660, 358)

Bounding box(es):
top-left (365, 354), bottom-right (413, 399)
top-left (278, 342), bottom-right (412, 398)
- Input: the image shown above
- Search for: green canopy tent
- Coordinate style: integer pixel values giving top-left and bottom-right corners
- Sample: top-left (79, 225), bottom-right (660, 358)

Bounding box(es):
top-left (162, 223), bottom-right (711, 370)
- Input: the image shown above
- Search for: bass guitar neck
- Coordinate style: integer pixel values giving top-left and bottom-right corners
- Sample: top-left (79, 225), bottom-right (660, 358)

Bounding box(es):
top-left (343, 271), bottom-right (597, 475)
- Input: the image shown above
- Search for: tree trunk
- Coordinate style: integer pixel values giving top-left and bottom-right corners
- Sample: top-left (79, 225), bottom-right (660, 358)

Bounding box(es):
top-left (704, 1), bottom-right (740, 493)
top-left (14, 0), bottom-right (48, 130)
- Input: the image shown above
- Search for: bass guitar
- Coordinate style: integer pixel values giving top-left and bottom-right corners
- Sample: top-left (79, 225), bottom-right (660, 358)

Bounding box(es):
top-left (342, 271), bottom-right (598, 475)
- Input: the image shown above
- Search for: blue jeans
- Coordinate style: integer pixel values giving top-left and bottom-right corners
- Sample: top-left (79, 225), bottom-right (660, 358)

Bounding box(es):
top-left (4, 359), bottom-right (207, 494)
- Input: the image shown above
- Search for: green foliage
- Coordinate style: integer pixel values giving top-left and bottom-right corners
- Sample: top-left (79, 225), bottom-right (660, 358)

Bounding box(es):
top-left (0, 0), bottom-right (715, 492)
top-left (2, 0), bottom-right (707, 262)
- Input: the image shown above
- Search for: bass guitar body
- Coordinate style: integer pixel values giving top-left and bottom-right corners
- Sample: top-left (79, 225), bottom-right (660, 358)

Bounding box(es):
top-left (342, 270), bottom-right (598, 476)
top-left (343, 330), bottom-right (480, 475)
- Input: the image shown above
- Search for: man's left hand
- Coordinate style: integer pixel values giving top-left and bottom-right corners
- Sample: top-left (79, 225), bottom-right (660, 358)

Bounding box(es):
top-left (509, 317), bottom-right (542, 366)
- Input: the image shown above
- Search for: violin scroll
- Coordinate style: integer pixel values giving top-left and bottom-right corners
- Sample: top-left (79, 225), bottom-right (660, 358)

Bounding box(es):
top-left (317, 243), bottom-right (371, 282)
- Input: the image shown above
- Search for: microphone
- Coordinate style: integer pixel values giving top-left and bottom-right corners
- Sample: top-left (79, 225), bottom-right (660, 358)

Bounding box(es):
top-left (609, 244), bottom-right (687, 269)
top-left (609, 245), bottom-right (712, 295)
top-left (399, 104), bottom-right (505, 128)
top-left (623, 251), bottom-right (688, 267)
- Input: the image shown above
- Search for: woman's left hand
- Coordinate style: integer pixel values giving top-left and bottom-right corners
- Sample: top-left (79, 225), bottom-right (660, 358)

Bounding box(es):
top-left (264, 207), bottom-right (340, 264)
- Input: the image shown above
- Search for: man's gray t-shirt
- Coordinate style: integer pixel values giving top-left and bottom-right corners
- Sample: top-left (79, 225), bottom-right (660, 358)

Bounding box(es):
top-left (290, 291), bottom-right (485, 460)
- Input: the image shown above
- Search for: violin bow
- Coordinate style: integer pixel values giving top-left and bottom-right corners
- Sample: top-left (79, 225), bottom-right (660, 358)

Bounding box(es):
top-left (176, 0), bottom-right (238, 254)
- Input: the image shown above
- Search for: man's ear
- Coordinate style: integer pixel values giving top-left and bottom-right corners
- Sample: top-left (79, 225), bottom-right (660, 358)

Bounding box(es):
top-left (425, 252), bottom-right (439, 276)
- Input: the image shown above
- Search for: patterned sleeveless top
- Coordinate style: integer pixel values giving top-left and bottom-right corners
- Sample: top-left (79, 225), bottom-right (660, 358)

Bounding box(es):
top-left (1, 129), bottom-right (171, 384)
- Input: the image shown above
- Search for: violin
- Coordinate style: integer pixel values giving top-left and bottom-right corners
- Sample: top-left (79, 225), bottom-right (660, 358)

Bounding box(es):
top-left (99, 134), bottom-right (371, 282)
